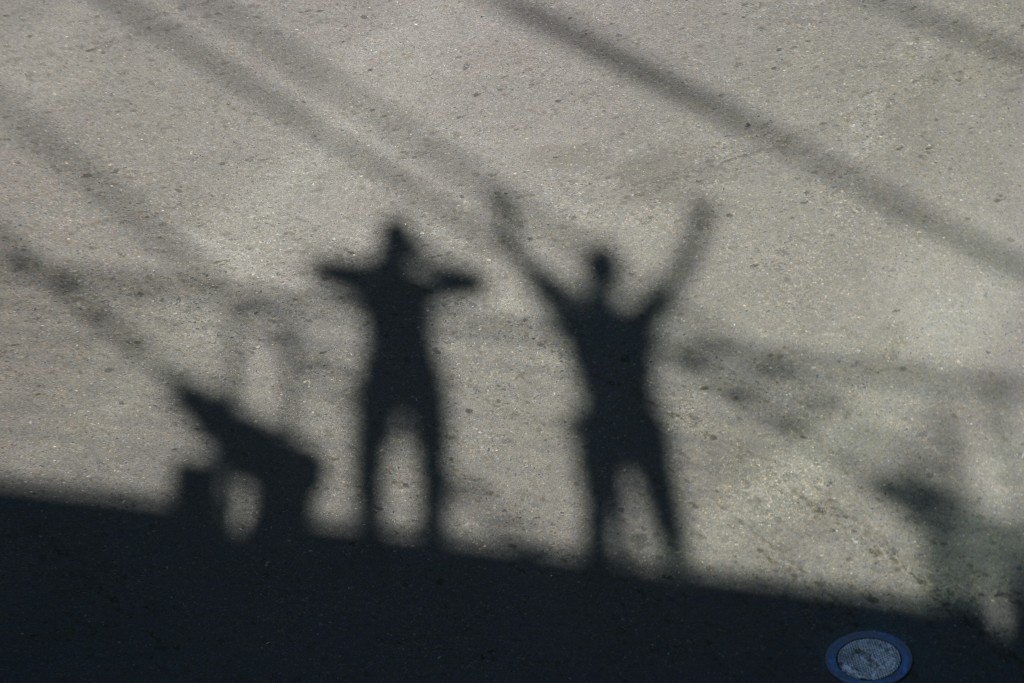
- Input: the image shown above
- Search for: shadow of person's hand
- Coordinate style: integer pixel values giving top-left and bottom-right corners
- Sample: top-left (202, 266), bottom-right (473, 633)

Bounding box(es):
top-left (491, 191), bottom-right (526, 253)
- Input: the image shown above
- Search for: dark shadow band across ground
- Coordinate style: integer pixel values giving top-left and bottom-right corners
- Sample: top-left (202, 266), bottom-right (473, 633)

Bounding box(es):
top-left (3, 486), bottom-right (1021, 682)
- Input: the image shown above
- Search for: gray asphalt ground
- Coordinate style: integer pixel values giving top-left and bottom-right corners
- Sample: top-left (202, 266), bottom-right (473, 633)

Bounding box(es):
top-left (2, 0), bottom-right (1023, 679)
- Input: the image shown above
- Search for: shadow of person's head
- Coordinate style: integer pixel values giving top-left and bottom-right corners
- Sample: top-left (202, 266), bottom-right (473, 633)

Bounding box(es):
top-left (590, 249), bottom-right (615, 301)
top-left (384, 221), bottom-right (415, 261)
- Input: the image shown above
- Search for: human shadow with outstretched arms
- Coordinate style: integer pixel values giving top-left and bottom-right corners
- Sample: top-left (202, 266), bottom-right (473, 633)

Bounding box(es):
top-left (319, 222), bottom-right (476, 542)
top-left (493, 194), bottom-right (714, 564)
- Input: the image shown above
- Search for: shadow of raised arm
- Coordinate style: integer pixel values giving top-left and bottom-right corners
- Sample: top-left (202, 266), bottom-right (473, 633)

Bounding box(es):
top-left (645, 198), bottom-right (716, 315)
top-left (491, 192), bottom-right (563, 303)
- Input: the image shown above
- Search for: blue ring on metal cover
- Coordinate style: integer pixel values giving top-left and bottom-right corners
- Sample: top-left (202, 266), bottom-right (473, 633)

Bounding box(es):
top-left (825, 631), bottom-right (912, 683)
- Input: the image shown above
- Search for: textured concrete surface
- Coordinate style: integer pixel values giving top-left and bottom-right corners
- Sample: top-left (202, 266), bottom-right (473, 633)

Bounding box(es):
top-left (2, 0), bottom-right (1022, 679)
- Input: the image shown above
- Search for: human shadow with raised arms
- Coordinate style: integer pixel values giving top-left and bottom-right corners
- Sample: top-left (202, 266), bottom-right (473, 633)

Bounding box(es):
top-left (493, 194), bottom-right (715, 564)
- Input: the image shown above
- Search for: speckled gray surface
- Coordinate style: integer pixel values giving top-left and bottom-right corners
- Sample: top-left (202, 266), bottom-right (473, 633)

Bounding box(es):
top-left (2, 0), bottom-right (1022, 678)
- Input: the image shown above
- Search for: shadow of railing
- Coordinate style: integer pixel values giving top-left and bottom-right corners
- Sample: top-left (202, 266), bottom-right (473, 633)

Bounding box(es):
top-left (674, 332), bottom-right (1023, 442)
top-left (3, 198), bottom-right (1023, 677)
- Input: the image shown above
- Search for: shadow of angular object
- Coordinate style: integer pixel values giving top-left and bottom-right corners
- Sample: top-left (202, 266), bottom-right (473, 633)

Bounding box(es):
top-left (178, 386), bottom-right (319, 539)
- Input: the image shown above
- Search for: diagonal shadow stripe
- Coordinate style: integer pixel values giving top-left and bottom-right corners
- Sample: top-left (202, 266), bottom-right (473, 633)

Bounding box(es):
top-left (851, 0), bottom-right (1024, 67)
top-left (79, 0), bottom-right (499, 236)
top-left (487, 0), bottom-right (1024, 282)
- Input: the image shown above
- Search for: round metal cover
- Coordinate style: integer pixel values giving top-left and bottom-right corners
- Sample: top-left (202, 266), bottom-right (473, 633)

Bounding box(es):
top-left (825, 631), bottom-right (912, 682)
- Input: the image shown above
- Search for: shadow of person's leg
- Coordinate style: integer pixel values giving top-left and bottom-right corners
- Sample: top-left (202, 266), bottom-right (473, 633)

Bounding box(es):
top-left (582, 415), bottom-right (618, 567)
top-left (361, 382), bottom-right (390, 541)
top-left (636, 422), bottom-right (682, 559)
top-left (416, 384), bottom-right (443, 545)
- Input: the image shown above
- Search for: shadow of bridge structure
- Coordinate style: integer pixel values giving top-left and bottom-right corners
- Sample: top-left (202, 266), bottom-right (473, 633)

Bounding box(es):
top-left (2, 211), bottom-right (1022, 681)
top-left (2, 0), bottom-right (1023, 677)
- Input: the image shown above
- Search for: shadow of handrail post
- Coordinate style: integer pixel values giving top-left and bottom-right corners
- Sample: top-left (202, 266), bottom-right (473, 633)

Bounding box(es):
top-left (492, 193), bottom-right (715, 565)
top-left (882, 476), bottom-right (1024, 661)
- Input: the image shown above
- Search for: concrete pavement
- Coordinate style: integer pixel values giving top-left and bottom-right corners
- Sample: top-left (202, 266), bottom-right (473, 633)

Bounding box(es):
top-left (2, 0), bottom-right (1022, 678)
